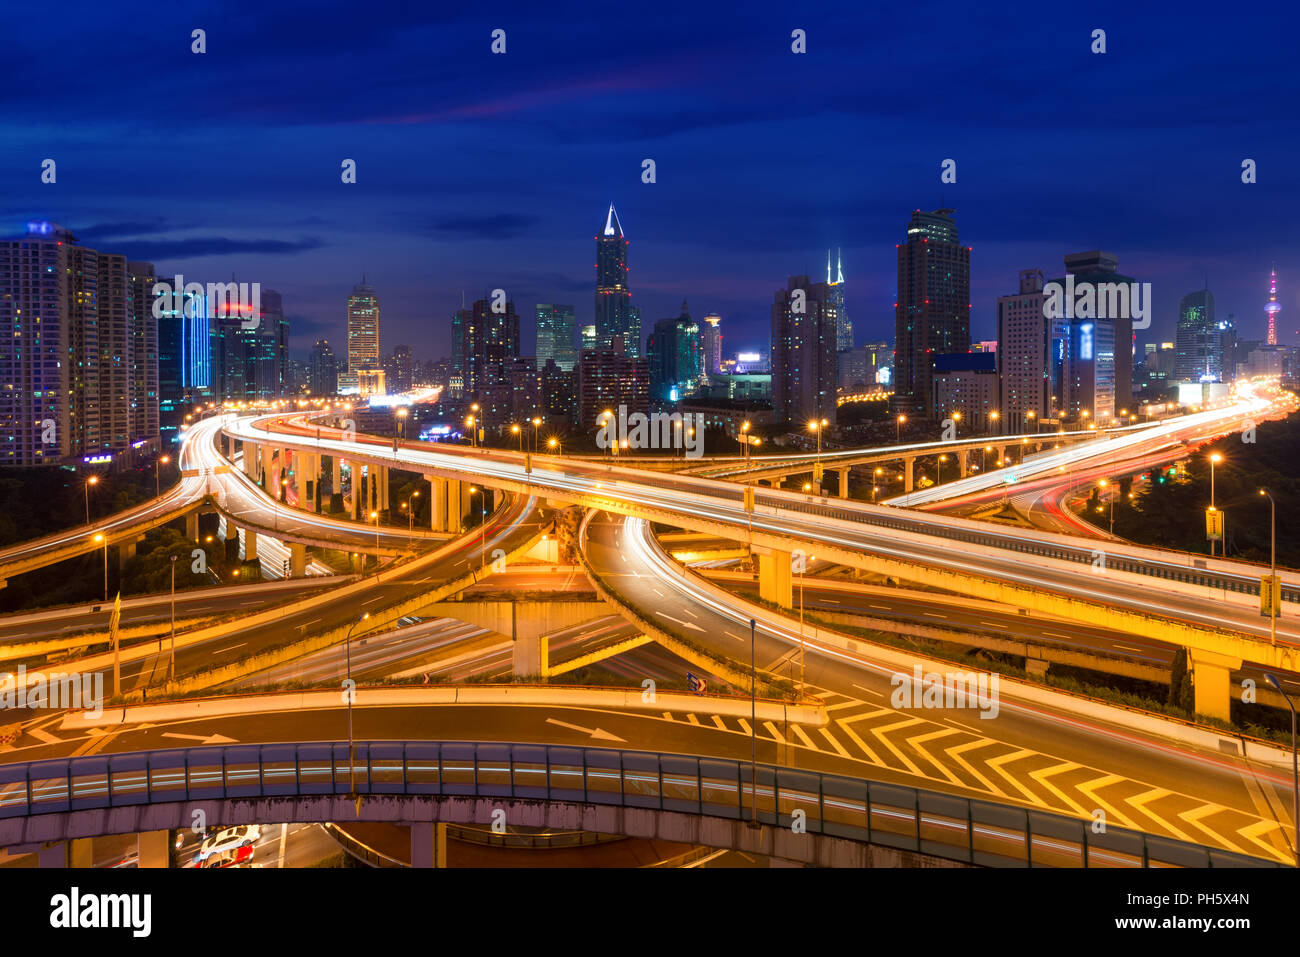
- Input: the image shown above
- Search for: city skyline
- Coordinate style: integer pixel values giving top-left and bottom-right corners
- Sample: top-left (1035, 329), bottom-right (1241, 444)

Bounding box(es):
top-left (3, 3), bottom-right (1297, 360)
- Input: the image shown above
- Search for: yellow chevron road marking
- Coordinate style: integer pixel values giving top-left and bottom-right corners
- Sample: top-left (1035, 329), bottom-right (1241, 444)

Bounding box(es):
top-left (908, 728), bottom-right (965, 787)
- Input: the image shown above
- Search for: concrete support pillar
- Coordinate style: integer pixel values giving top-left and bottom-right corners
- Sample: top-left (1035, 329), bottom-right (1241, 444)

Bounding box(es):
top-left (290, 542), bottom-right (307, 578)
top-left (117, 538), bottom-right (139, 571)
top-left (185, 511), bottom-right (199, 541)
top-left (348, 462), bottom-right (361, 521)
top-left (1188, 649), bottom-right (1241, 722)
top-left (244, 528), bottom-right (258, 562)
top-left (1025, 657), bottom-right (1049, 677)
top-left (138, 830), bottom-right (172, 869)
top-left (37, 838), bottom-right (93, 868)
top-left (904, 457), bottom-right (915, 494)
top-left (379, 466), bottom-right (390, 511)
top-left (428, 476), bottom-right (448, 532)
top-left (996, 447), bottom-right (1007, 467)
top-left (302, 453), bottom-right (319, 513)
top-left (957, 449), bottom-right (969, 477)
top-left (410, 822), bottom-right (448, 868)
top-left (838, 469), bottom-right (850, 498)
top-left (447, 480), bottom-right (464, 531)
top-left (754, 546), bottom-right (794, 609)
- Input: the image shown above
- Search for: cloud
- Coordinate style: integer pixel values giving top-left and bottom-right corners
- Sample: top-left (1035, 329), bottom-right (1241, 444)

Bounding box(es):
top-left (120, 236), bottom-right (325, 260)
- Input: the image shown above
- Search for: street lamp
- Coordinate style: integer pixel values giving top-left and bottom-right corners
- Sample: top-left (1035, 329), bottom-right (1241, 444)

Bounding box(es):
top-left (739, 420), bottom-right (751, 469)
top-left (1209, 452), bottom-right (1223, 557)
top-left (896, 414), bottom-right (906, 445)
top-left (1264, 673), bottom-right (1298, 868)
top-left (548, 436), bottom-right (561, 456)
top-left (938, 454), bottom-right (948, 485)
top-left (156, 455), bottom-right (170, 498)
top-left (370, 510), bottom-right (380, 570)
top-left (395, 407), bottom-right (408, 441)
top-left (85, 474), bottom-right (99, 525)
top-left (1260, 489), bottom-right (1278, 646)
top-left (989, 409), bottom-right (999, 434)
top-left (464, 415), bottom-right (477, 449)
top-left (531, 416), bottom-right (542, 453)
top-left (92, 532), bottom-right (108, 602)
top-left (403, 490), bottom-right (419, 546)
top-left (808, 418), bottom-right (828, 491)
top-left (1026, 409), bottom-right (1036, 434)
top-left (345, 612), bottom-right (371, 799)
top-left (951, 411), bottom-right (962, 438)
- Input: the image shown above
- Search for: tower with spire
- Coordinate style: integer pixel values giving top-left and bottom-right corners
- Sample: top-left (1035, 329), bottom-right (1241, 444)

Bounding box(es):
top-left (1265, 264), bottom-right (1281, 345)
top-left (828, 247), bottom-right (852, 352)
top-left (594, 203), bottom-right (639, 356)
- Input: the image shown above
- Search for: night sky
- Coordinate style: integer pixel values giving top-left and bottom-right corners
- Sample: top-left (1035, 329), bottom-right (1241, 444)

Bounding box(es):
top-left (4, 1), bottom-right (1297, 360)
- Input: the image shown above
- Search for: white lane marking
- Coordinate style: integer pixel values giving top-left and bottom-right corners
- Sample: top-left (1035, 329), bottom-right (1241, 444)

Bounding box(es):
top-left (214, 643), bottom-right (246, 655)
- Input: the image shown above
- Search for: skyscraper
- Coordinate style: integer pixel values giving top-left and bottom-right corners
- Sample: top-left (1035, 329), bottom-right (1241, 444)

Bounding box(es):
top-left (771, 275), bottom-right (838, 426)
top-left (456, 296), bottom-right (520, 427)
top-left (647, 301), bottom-right (704, 403)
top-left (702, 313), bottom-right (723, 376)
top-left (595, 204), bottom-right (639, 356)
top-left (997, 269), bottom-right (1052, 431)
top-left (1, 222), bottom-right (158, 465)
top-left (536, 303), bottom-right (577, 372)
top-left (892, 209), bottom-right (971, 418)
top-left (829, 248), bottom-right (852, 352)
top-left (309, 339), bottom-right (338, 396)
top-left (262, 289), bottom-right (289, 394)
top-left (347, 278), bottom-right (380, 374)
top-left (579, 335), bottom-right (648, 426)
top-left (1056, 251), bottom-right (1134, 414)
top-left (1265, 265), bottom-right (1281, 345)
top-left (1175, 289), bottom-right (1219, 381)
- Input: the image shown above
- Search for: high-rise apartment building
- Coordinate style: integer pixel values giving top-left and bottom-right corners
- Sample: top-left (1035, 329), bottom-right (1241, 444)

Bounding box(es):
top-left (0, 222), bottom-right (158, 466)
top-left (385, 344), bottom-right (414, 393)
top-left (579, 335), bottom-right (649, 427)
top-left (892, 209), bottom-right (971, 418)
top-left (347, 278), bottom-right (380, 374)
top-left (455, 296), bottom-right (520, 428)
top-left (595, 204), bottom-right (639, 356)
top-left (536, 303), bottom-right (577, 372)
top-left (771, 275), bottom-right (838, 426)
top-left (996, 269), bottom-right (1053, 432)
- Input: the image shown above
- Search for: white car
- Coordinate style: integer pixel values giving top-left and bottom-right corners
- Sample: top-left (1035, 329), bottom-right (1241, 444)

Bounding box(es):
top-left (197, 825), bottom-right (263, 862)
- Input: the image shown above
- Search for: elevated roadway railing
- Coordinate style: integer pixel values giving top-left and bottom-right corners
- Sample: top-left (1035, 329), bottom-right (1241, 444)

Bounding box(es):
top-left (0, 741), bottom-right (1278, 868)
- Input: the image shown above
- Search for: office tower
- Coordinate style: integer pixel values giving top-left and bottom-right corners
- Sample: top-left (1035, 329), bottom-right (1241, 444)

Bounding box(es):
top-left (346, 278), bottom-right (380, 374)
top-left (309, 340), bottom-right (339, 396)
top-left (771, 275), bottom-right (838, 426)
top-left (997, 269), bottom-right (1052, 431)
top-left (1057, 251), bottom-right (1135, 414)
top-left (829, 248), bottom-right (852, 352)
top-left (595, 204), bottom-right (639, 356)
top-left (579, 335), bottom-right (649, 426)
top-left (1064, 316), bottom-right (1116, 421)
top-left (385, 344), bottom-right (413, 393)
top-left (892, 209), bottom-right (971, 418)
top-left (648, 301), bottom-right (704, 403)
top-left (580, 323), bottom-right (597, 352)
top-left (837, 344), bottom-right (885, 391)
top-left (536, 303), bottom-right (577, 372)
top-left (261, 289), bottom-right (288, 394)
top-left (1174, 289), bottom-right (1219, 381)
top-left (1, 223), bottom-right (161, 466)
top-left (1265, 266), bottom-right (1281, 345)
top-left (702, 313), bottom-right (723, 376)
top-left (451, 308), bottom-right (469, 385)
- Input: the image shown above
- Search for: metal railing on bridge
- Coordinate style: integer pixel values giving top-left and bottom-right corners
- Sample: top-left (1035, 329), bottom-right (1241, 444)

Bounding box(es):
top-left (0, 741), bottom-right (1281, 868)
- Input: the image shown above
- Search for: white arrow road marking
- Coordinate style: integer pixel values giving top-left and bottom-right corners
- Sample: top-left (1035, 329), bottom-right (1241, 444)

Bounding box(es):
top-left (161, 732), bottom-right (238, 745)
top-left (655, 612), bottom-right (704, 632)
top-left (544, 718), bottom-right (626, 742)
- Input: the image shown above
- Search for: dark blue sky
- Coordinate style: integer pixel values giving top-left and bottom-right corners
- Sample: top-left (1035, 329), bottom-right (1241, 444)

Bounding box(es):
top-left (4, 0), bottom-right (1297, 360)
